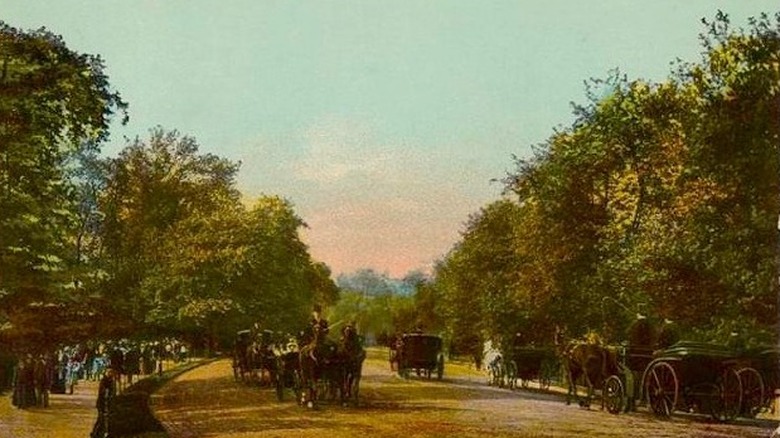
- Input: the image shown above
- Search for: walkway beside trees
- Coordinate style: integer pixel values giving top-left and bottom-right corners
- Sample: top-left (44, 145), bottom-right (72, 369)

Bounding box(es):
top-left (0, 380), bottom-right (99, 438)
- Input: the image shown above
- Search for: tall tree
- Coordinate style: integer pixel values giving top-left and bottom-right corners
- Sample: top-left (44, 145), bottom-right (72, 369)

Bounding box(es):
top-left (97, 128), bottom-right (241, 336)
top-left (0, 23), bottom-right (126, 349)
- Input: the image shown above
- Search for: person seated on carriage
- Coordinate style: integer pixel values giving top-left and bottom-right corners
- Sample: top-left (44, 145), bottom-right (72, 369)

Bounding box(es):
top-left (627, 314), bottom-right (656, 349)
top-left (300, 305), bottom-right (338, 362)
top-left (309, 304), bottom-right (329, 337)
top-left (656, 319), bottom-right (679, 350)
top-left (340, 321), bottom-right (362, 351)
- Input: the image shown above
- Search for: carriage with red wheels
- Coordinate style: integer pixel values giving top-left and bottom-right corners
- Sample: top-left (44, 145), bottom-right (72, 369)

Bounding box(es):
top-left (396, 333), bottom-right (445, 380)
top-left (602, 341), bottom-right (765, 422)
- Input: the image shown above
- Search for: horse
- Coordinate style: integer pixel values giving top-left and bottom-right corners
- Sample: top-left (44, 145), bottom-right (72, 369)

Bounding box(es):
top-left (389, 335), bottom-right (403, 371)
top-left (298, 324), bottom-right (345, 408)
top-left (487, 353), bottom-right (507, 388)
top-left (560, 341), bottom-right (619, 408)
top-left (339, 324), bottom-right (366, 406)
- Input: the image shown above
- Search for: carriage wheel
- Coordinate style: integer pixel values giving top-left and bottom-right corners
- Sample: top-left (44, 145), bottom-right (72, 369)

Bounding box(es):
top-left (737, 367), bottom-right (764, 419)
top-left (712, 367), bottom-right (742, 423)
top-left (603, 375), bottom-right (625, 414)
top-left (645, 361), bottom-right (678, 419)
top-left (436, 355), bottom-right (444, 380)
top-left (399, 361), bottom-right (409, 379)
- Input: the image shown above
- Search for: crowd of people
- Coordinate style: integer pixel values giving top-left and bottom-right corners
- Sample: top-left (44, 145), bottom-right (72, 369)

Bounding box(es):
top-left (7, 338), bottom-right (190, 409)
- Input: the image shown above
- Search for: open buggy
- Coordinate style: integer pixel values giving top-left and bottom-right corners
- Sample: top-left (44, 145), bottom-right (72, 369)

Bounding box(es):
top-left (396, 333), bottom-right (445, 380)
top-left (603, 341), bottom-right (766, 423)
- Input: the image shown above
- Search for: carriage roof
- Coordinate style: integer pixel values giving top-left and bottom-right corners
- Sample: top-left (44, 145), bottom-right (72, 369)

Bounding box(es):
top-left (401, 333), bottom-right (441, 342)
top-left (655, 341), bottom-right (737, 360)
top-left (398, 334), bottom-right (443, 369)
top-left (400, 334), bottom-right (442, 351)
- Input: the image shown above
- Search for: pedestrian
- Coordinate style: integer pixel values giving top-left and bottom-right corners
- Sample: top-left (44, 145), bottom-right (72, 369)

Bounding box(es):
top-left (65, 354), bottom-right (82, 395)
top-left (108, 344), bottom-right (125, 392)
top-left (33, 354), bottom-right (53, 407)
top-left (124, 345), bottom-right (141, 385)
top-left (11, 359), bottom-right (26, 408)
top-left (90, 367), bottom-right (117, 438)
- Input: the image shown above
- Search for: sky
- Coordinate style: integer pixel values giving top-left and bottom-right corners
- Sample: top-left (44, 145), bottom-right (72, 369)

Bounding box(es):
top-left (2, 1), bottom-right (776, 278)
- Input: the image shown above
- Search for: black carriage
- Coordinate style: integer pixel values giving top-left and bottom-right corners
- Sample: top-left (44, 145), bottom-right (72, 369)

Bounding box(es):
top-left (604, 341), bottom-right (767, 422)
top-left (396, 334), bottom-right (444, 380)
top-left (504, 346), bottom-right (558, 390)
top-left (232, 329), bottom-right (280, 389)
top-left (606, 341), bottom-right (764, 423)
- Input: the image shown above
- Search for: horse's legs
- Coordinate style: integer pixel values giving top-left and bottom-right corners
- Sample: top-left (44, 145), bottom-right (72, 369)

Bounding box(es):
top-left (581, 369), bottom-right (594, 409)
top-left (566, 367), bottom-right (576, 405)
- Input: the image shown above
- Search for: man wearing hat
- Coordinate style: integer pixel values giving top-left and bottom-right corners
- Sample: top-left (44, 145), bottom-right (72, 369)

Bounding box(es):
top-left (309, 304), bottom-right (329, 337)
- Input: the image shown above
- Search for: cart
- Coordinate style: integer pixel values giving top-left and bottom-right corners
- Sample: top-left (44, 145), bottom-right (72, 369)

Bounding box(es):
top-left (640, 342), bottom-right (747, 422)
top-left (396, 334), bottom-right (445, 380)
top-left (504, 346), bottom-right (558, 390)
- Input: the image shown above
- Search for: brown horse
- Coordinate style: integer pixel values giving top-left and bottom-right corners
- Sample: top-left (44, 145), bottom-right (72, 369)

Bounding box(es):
top-left (559, 340), bottom-right (619, 408)
top-left (298, 324), bottom-right (344, 408)
top-left (339, 325), bottom-right (366, 406)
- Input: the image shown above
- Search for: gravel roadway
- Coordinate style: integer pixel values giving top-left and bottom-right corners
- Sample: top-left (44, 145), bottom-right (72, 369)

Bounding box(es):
top-left (152, 348), bottom-right (779, 438)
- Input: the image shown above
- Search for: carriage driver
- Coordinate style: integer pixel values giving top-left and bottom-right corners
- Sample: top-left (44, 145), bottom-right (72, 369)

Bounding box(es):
top-left (340, 321), bottom-right (361, 350)
top-left (309, 304), bottom-right (329, 337)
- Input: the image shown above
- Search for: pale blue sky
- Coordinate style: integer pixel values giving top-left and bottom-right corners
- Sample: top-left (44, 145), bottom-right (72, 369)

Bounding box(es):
top-left (2, 1), bottom-right (776, 277)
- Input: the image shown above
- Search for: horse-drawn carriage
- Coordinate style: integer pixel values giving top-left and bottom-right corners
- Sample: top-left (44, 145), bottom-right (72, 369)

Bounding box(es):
top-left (395, 333), bottom-right (445, 380)
top-left (602, 341), bottom-right (768, 422)
top-left (503, 346), bottom-right (559, 390)
top-left (231, 329), bottom-right (279, 389)
top-left (297, 323), bottom-right (366, 408)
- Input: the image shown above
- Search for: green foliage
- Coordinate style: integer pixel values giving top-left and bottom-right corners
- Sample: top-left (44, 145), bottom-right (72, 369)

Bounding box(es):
top-left (430, 11), bottom-right (780, 350)
top-left (0, 23), bottom-right (126, 349)
top-left (96, 129), bottom-right (336, 345)
top-left (330, 269), bottom-right (427, 342)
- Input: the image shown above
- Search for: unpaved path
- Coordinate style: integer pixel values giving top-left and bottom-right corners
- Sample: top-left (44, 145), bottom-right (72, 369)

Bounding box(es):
top-left (152, 349), bottom-right (778, 438)
top-left (0, 379), bottom-right (99, 438)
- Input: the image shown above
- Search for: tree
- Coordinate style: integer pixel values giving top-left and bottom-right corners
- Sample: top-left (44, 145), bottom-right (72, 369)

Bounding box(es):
top-left (0, 22), bottom-right (126, 349)
top-left (431, 11), bottom-right (779, 350)
top-left (96, 128), bottom-right (242, 338)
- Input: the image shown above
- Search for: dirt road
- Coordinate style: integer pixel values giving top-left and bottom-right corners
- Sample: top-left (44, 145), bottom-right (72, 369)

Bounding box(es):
top-left (0, 379), bottom-right (99, 438)
top-left (152, 349), bottom-right (778, 438)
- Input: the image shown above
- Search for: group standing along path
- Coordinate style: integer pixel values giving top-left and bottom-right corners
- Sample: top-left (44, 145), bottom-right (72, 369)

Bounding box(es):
top-left (0, 378), bottom-right (99, 438)
top-left (152, 348), bottom-right (778, 438)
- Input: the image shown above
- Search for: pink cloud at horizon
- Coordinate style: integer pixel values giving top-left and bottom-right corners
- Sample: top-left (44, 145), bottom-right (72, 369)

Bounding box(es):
top-left (298, 191), bottom-right (481, 279)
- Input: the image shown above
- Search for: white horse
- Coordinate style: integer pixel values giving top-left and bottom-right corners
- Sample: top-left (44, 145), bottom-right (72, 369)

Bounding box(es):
top-left (483, 340), bottom-right (505, 386)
